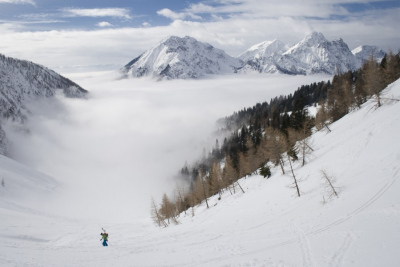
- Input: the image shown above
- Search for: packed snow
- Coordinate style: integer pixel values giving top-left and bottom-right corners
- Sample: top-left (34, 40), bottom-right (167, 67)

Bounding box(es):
top-left (0, 75), bottom-right (399, 266)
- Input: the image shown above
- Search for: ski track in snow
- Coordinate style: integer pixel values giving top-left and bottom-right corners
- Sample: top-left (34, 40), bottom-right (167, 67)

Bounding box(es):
top-left (289, 219), bottom-right (315, 267)
top-left (309, 168), bottom-right (398, 237)
top-left (329, 233), bottom-right (353, 267)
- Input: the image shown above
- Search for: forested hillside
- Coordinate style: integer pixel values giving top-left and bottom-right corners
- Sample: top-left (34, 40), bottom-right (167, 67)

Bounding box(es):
top-left (152, 51), bottom-right (400, 226)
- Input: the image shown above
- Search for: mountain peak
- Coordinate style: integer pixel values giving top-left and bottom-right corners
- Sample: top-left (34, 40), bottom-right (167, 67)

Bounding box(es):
top-left (301, 32), bottom-right (327, 46)
top-left (121, 36), bottom-right (242, 79)
top-left (160, 35), bottom-right (199, 46)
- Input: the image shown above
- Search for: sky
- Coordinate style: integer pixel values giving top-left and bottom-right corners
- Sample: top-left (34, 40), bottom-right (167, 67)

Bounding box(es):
top-left (0, 0), bottom-right (400, 74)
top-left (0, 0), bottom-right (399, 74)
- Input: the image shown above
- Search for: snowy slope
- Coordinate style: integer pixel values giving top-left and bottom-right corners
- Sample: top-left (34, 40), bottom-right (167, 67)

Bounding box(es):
top-left (121, 36), bottom-right (243, 79)
top-left (0, 154), bottom-right (61, 257)
top-left (0, 78), bottom-right (399, 266)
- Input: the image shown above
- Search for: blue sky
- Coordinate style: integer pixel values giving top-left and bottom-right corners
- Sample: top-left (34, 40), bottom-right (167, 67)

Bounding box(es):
top-left (0, 0), bottom-right (206, 29)
top-left (1, 0), bottom-right (399, 73)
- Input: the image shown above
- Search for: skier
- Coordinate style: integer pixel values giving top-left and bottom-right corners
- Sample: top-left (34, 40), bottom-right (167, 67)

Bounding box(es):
top-left (100, 230), bottom-right (108, 247)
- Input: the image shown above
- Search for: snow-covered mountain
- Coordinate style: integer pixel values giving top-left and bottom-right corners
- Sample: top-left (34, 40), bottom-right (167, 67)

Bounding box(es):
top-left (352, 45), bottom-right (386, 65)
top-left (0, 54), bottom-right (88, 154)
top-left (122, 33), bottom-right (385, 79)
top-left (238, 39), bottom-right (288, 73)
top-left (240, 32), bottom-right (362, 75)
top-left (278, 32), bottom-right (359, 75)
top-left (120, 36), bottom-right (243, 79)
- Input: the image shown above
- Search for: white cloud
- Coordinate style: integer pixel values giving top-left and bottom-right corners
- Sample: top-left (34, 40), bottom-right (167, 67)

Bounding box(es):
top-left (157, 8), bottom-right (202, 21)
top-left (97, 21), bottom-right (113, 27)
top-left (62, 8), bottom-right (132, 19)
top-left (157, 8), bottom-right (184, 20)
top-left (187, 3), bottom-right (216, 13)
top-left (142, 22), bottom-right (151, 27)
top-left (0, 0), bottom-right (35, 5)
top-left (183, 0), bottom-right (350, 19)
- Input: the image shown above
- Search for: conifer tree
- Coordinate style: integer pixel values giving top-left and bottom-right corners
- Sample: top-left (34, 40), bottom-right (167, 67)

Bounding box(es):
top-left (263, 128), bottom-right (286, 174)
top-left (315, 101), bottom-right (332, 132)
top-left (160, 193), bottom-right (178, 225)
top-left (320, 169), bottom-right (339, 199)
top-left (193, 171), bottom-right (210, 209)
top-left (259, 164), bottom-right (272, 178)
top-left (292, 119), bottom-right (314, 167)
top-left (381, 51), bottom-right (400, 87)
top-left (151, 197), bottom-right (168, 227)
top-left (174, 182), bottom-right (187, 215)
top-left (363, 55), bottom-right (385, 107)
top-left (223, 156), bottom-right (239, 194)
top-left (209, 161), bottom-right (223, 200)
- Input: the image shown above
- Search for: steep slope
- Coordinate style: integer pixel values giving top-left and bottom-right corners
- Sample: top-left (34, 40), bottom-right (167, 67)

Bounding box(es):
top-left (0, 54), bottom-right (88, 154)
top-left (352, 45), bottom-right (386, 65)
top-left (121, 36), bottom-right (243, 79)
top-left (0, 54), bottom-right (87, 123)
top-left (238, 39), bottom-right (288, 73)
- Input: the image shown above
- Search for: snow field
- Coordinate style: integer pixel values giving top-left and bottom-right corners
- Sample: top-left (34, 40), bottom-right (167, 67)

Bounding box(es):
top-left (0, 78), bottom-right (399, 266)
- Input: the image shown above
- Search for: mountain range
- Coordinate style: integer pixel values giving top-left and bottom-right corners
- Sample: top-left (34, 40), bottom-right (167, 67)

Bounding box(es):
top-left (121, 32), bottom-right (386, 79)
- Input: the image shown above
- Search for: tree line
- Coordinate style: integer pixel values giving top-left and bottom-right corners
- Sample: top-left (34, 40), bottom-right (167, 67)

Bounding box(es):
top-left (151, 52), bottom-right (400, 227)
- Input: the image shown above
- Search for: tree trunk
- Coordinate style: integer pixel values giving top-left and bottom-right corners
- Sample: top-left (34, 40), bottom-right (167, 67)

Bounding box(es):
top-left (287, 154), bottom-right (300, 197)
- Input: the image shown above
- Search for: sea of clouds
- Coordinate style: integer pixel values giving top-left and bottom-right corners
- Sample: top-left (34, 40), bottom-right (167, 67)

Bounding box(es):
top-left (4, 72), bottom-right (331, 222)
